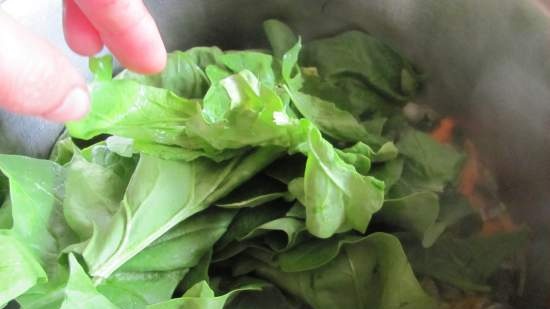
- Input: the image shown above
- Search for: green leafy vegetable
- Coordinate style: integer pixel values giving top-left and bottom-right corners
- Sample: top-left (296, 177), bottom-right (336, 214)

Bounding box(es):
top-left (403, 230), bottom-right (528, 291)
top-left (78, 155), bottom-right (239, 280)
top-left (263, 19), bottom-right (299, 60)
top-left (118, 47), bottom-right (224, 98)
top-left (1, 19), bottom-right (524, 309)
top-left (0, 231), bottom-right (47, 307)
top-left (303, 127), bottom-right (384, 238)
top-left (253, 233), bottom-right (437, 309)
top-left (60, 255), bottom-right (119, 309)
top-left (375, 192), bottom-right (440, 247)
top-left (147, 281), bottom-right (260, 309)
top-left (394, 129), bottom-right (465, 194)
top-left (301, 31), bottom-right (419, 102)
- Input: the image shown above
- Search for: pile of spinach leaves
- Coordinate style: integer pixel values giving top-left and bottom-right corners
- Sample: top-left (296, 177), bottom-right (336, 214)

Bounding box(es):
top-left (0, 20), bottom-right (526, 309)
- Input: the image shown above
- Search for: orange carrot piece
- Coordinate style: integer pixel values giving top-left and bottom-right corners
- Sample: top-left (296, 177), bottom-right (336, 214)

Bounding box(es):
top-left (431, 117), bottom-right (456, 144)
top-left (458, 140), bottom-right (518, 235)
top-left (481, 213), bottom-right (518, 236)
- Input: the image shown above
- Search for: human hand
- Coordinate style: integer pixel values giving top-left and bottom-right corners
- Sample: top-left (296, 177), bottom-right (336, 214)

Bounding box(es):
top-left (0, 0), bottom-right (166, 122)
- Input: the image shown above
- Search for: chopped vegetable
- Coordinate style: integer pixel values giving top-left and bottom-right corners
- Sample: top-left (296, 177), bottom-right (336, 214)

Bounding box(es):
top-left (431, 117), bottom-right (456, 144)
top-left (0, 20), bottom-right (526, 309)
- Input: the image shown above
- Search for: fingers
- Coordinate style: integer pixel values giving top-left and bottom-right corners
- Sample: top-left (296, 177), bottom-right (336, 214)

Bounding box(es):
top-left (63, 0), bottom-right (104, 56)
top-left (74, 0), bottom-right (166, 74)
top-left (0, 11), bottom-right (89, 122)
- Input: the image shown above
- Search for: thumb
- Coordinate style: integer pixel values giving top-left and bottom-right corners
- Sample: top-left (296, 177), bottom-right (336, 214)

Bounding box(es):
top-left (0, 10), bottom-right (89, 122)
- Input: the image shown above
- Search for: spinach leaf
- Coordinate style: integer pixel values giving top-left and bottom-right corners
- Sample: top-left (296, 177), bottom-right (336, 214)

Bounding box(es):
top-left (118, 47), bottom-right (224, 98)
top-left (276, 234), bottom-right (364, 272)
top-left (186, 70), bottom-right (306, 151)
top-left (0, 155), bottom-right (78, 307)
top-left (263, 19), bottom-right (299, 60)
top-left (147, 281), bottom-right (261, 309)
top-left (49, 137), bottom-right (78, 165)
top-left (370, 158), bottom-right (404, 193)
top-left (254, 233), bottom-right (436, 309)
top-left (249, 217), bottom-right (306, 252)
top-left (0, 231), bottom-right (47, 307)
top-left (403, 230), bottom-right (528, 292)
top-left (287, 90), bottom-right (379, 145)
top-left (66, 78), bottom-right (219, 161)
top-left (300, 74), bottom-right (393, 118)
top-left (205, 147), bottom-right (285, 206)
top-left (180, 250), bottom-right (213, 291)
top-left (79, 155), bottom-right (239, 280)
top-left (119, 208), bottom-right (235, 273)
top-left (301, 31), bottom-right (419, 102)
top-left (0, 155), bottom-right (71, 264)
top-left (97, 270), bottom-right (187, 309)
top-left (394, 129), bottom-right (465, 194)
top-left (216, 173), bottom-right (290, 209)
top-left (375, 192), bottom-right (440, 247)
top-left (215, 202), bottom-right (290, 253)
top-left (59, 255), bottom-right (119, 309)
top-left (16, 265), bottom-right (70, 309)
top-left (227, 285), bottom-right (309, 309)
top-left (421, 194), bottom-right (473, 246)
top-left (63, 150), bottom-right (136, 240)
top-left (89, 55), bottom-right (113, 81)
top-left (219, 51), bottom-right (276, 86)
top-left (264, 154), bottom-right (306, 185)
top-left (303, 127), bottom-right (385, 238)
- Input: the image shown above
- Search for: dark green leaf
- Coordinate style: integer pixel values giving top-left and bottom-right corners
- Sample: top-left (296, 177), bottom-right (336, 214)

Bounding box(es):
top-left (395, 129), bottom-right (465, 194)
top-left (370, 158), bottom-right (404, 193)
top-left (301, 31), bottom-right (420, 101)
top-left (403, 230), bottom-right (528, 292)
top-left (264, 154), bottom-right (306, 185)
top-left (376, 192), bottom-right (440, 247)
top-left (255, 233), bottom-right (436, 309)
top-left (277, 235), bottom-right (364, 272)
top-left (242, 217), bottom-right (306, 252)
top-left (215, 202), bottom-right (290, 252)
top-left (226, 285), bottom-right (308, 309)
top-left (180, 250), bottom-right (213, 291)
top-left (119, 208), bottom-right (235, 273)
top-left (216, 174), bottom-right (289, 209)
top-left (263, 19), bottom-right (299, 60)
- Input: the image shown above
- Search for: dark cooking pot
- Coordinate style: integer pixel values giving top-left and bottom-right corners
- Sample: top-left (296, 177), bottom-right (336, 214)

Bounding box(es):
top-left (1, 0), bottom-right (549, 307)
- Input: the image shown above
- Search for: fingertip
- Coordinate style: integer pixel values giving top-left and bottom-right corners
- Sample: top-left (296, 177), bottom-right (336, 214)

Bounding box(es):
top-left (103, 21), bottom-right (167, 74)
top-left (0, 11), bottom-right (90, 120)
top-left (125, 46), bottom-right (167, 74)
top-left (42, 86), bottom-right (90, 122)
top-left (65, 27), bottom-right (104, 56)
top-left (141, 47), bottom-right (167, 74)
top-left (75, 0), bottom-right (167, 74)
top-left (63, 0), bottom-right (104, 56)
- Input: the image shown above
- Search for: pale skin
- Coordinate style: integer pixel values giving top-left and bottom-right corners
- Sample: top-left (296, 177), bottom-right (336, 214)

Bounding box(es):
top-left (0, 0), bottom-right (166, 122)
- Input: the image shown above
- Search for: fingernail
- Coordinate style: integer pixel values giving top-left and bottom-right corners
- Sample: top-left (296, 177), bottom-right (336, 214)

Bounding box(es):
top-left (44, 87), bottom-right (90, 122)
